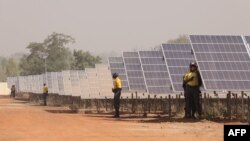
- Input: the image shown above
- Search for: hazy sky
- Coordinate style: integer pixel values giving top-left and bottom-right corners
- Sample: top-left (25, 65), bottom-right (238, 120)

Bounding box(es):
top-left (1, 0), bottom-right (250, 57)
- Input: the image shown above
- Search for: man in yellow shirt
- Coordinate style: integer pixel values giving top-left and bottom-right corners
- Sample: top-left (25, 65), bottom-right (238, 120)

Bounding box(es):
top-left (183, 62), bottom-right (202, 119)
top-left (43, 83), bottom-right (49, 106)
top-left (112, 72), bottom-right (122, 118)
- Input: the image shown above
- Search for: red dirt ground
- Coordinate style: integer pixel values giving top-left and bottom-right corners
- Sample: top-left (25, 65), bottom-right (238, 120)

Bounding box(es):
top-left (0, 96), bottom-right (239, 141)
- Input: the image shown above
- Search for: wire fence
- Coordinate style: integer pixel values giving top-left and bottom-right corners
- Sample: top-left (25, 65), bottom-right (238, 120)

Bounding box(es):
top-left (17, 91), bottom-right (250, 123)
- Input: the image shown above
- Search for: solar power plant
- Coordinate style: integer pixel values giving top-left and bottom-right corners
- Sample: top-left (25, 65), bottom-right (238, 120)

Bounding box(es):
top-left (123, 52), bottom-right (147, 92)
top-left (139, 51), bottom-right (172, 94)
top-left (162, 44), bottom-right (195, 92)
top-left (108, 57), bottom-right (129, 92)
top-left (189, 35), bottom-right (250, 91)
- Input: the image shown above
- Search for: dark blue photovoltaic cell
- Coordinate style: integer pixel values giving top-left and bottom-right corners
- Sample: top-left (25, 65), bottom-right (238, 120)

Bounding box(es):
top-left (190, 35), bottom-right (243, 44)
top-left (162, 44), bottom-right (192, 51)
top-left (123, 52), bottom-right (147, 92)
top-left (144, 72), bottom-right (169, 79)
top-left (123, 52), bottom-right (139, 57)
top-left (198, 62), bottom-right (250, 71)
top-left (190, 35), bottom-right (250, 90)
top-left (125, 65), bottom-right (142, 71)
top-left (195, 53), bottom-right (250, 62)
top-left (139, 51), bottom-right (172, 94)
top-left (162, 44), bottom-right (195, 92)
top-left (192, 44), bottom-right (247, 53)
top-left (168, 67), bottom-right (188, 74)
top-left (166, 59), bottom-right (194, 66)
top-left (124, 58), bottom-right (141, 64)
top-left (205, 81), bottom-right (250, 90)
top-left (201, 71), bottom-right (250, 80)
top-left (164, 52), bottom-right (194, 59)
top-left (245, 36), bottom-right (250, 44)
top-left (139, 51), bottom-right (164, 57)
top-left (140, 58), bottom-right (165, 64)
top-left (108, 57), bottom-right (129, 92)
top-left (142, 65), bottom-right (168, 72)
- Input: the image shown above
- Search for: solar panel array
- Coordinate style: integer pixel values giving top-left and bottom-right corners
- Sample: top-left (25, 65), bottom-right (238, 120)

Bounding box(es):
top-left (162, 44), bottom-right (195, 91)
top-left (7, 35), bottom-right (250, 97)
top-left (123, 52), bottom-right (147, 92)
top-left (190, 35), bottom-right (250, 90)
top-left (139, 51), bottom-right (172, 93)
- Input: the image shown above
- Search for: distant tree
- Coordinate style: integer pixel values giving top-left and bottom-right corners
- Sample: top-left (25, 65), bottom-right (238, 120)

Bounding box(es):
top-left (44, 33), bottom-right (75, 72)
top-left (0, 57), bottom-right (7, 81)
top-left (72, 50), bottom-right (102, 70)
top-left (5, 58), bottom-right (19, 77)
top-left (0, 57), bottom-right (19, 81)
top-left (19, 33), bottom-right (75, 75)
top-left (19, 32), bottom-right (102, 75)
top-left (19, 43), bottom-right (45, 75)
top-left (167, 35), bottom-right (190, 43)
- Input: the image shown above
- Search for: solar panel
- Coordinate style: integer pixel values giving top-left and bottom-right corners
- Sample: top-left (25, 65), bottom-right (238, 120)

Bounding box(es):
top-left (96, 64), bottom-right (113, 98)
top-left (162, 44), bottom-right (195, 92)
top-left (108, 57), bottom-right (129, 92)
top-left (70, 71), bottom-right (81, 96)
top-left (189, 35), bottom-right (243, 44)
top-left (123, 52), bottom-right (147, 92)
top-left (190, 35), bottom-right (250, 91)
top-left (57, 72), bottom-right (64, 95)
top-left (139, 51), bottom-right (172, 94)
top-left (78, 70), bottom-right (90, 98)
top-left (61, 71), bottom-right (72, 95)
top-left (46, 72), bottom-right (59, 94)
top-left (85, 68), bottom-right (100, 98)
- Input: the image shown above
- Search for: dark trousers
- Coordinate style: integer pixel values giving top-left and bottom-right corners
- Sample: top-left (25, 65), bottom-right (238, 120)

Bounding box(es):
top-left (185, 85), bottom-right (202, 117)
top-left (184, 90), bottom-right (191, 117)
top-left (113, 89), bottom-right (121, 116)
top-left (10, 92), bottom-right (15, 98)
top-left (43, 93), bottom-right (48, 106)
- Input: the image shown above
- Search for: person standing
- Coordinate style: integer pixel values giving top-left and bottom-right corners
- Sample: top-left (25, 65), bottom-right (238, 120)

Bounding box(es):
top-left (10, 85), bottom-right (16, 98)
top-left (43, 83), bottom-right (49, 106)
top-left (183, 62), bottom-right (202, 119)
top-left (112, 72), bottom-right (122, 118)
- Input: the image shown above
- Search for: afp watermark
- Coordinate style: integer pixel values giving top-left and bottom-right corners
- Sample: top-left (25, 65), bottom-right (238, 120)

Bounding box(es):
top-left (224, 125), bottom-right (250, 141)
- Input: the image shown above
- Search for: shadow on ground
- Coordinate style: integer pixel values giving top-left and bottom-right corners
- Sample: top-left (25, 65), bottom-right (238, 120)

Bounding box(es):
top-left (84, 112), bottom-right (247, 124)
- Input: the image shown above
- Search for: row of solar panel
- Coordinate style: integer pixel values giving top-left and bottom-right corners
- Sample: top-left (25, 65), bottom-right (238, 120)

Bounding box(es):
top-left (7, 64), bottom-right (114, 98)
top-left (7, 35), bottom-right (250, 95)
top-left (109, 35), bottom-right (250, 93)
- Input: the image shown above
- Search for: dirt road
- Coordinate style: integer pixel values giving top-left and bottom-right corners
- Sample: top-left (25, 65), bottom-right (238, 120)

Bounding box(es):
top-left (0, 97), bottom-right (226, 141)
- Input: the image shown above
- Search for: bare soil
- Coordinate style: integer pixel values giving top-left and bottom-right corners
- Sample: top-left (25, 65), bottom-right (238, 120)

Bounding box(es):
top-left (0, 96), bottom-right (240, 141)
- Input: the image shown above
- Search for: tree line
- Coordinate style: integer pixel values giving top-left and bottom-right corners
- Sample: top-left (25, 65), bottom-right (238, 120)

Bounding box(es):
top-left (0, 32), bottom-right (101, 81)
